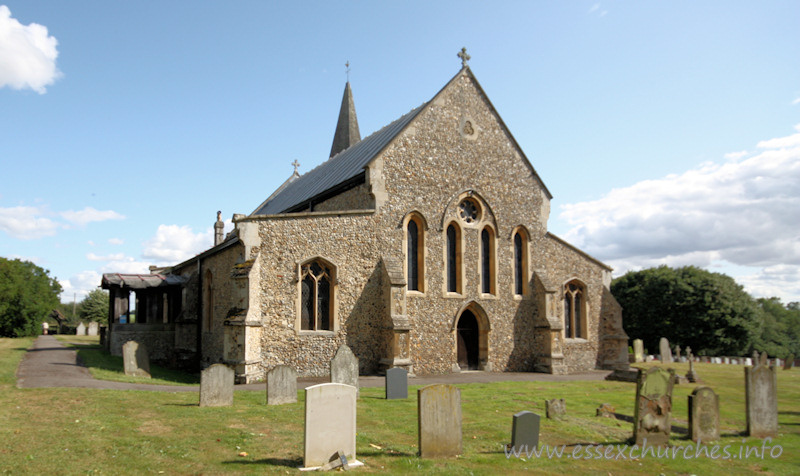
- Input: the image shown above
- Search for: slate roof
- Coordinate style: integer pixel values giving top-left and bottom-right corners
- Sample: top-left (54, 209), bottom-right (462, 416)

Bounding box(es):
top-left (252, 103), bottom-right (427, 216)
top-left (101, 273), bottom-right (187, 290)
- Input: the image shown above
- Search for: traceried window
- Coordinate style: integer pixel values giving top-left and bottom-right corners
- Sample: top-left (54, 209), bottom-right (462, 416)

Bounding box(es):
top-left (564, 280), bottom-right (586, 339)
top-left (406, 214), bottom-right (425, 292)
top-left (458, 198), bottom-right (480, 224)
top-left (480, 226), bottom-right (496, 295)
top-left (446, 223), bottom-right (462, 293)
top-left (301, 260), bottom-right (333, 331)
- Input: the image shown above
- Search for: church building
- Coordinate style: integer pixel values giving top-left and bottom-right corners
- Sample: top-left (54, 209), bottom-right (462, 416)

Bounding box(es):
top-left (102, 51), bottom-right (629, 383)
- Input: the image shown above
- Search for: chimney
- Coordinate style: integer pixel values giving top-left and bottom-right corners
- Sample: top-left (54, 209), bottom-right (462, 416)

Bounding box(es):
top-left (214, 211), bottom-right (224, 246)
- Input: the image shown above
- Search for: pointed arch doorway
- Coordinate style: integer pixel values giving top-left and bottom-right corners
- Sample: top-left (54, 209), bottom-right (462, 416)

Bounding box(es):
top-left (453, 303), bottom-right (490, 371)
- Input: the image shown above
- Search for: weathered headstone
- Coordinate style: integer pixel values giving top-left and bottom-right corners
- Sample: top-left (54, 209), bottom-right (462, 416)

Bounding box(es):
top-left (199, 364), bottom-right (234, 407)
top-left (673, 345), bottom-right (681, 361)
top-left (303, 383), bottom-right (360, 469)
top-left (87, 322), bottom-right (99, 336)
top-left (659, 338), bottom-right (672, 363)
top-left (633, 367), bottom-right (675, 446)
top-left (752, 350), bottom-right (760, 364)
top-left (596, 403), bottom-right (616, 419)
top-left (418, 384), bottom-right (462, 458)
top-left (545, 398), bottom-right (566, 419)
top-left (330, 344), bottom-right (359, 396)
top-left (76, 322), bottom-right (86, 336)
top-left (723, 357), bottom-right (730, 365)
top-left (744, 357), bottom-right (753, 366)
top-left (758, 351), bottom-right (768, 366)
top-left (784, 354), bottom-right (795, 370)
top-left (267, 365), bottom-right (297, 405)
top-left (686, 358), bottom-right (700, 383)
top-left (385, 367), bottom-right (408, 400)
top-left (745, 354), bottom-right (778, 438)
top-left (510, 411), bottom-right (540, 451)
top-left (633, 339), bottom-right (644, 363)
top-left (122, 340), bottom-right (151, 378)
top-left (688, 386), bottom-right (719, 442)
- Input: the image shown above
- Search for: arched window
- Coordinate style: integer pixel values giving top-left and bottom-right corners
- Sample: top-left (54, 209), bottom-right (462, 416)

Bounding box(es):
top-left (203, 270), bottom-right (213, 331)
top-left (405, 214), bottom-right (425, 292)
top-left (513, 228), bottom-right (528, 296)
top-left (480, 226), bottom-right (496, 295)
top-left (564, 280), bottom-right (586, 338)
top-left (446, 223), bottom-right (462, 293)
top-left (300, 260), bottom-right (333, 331)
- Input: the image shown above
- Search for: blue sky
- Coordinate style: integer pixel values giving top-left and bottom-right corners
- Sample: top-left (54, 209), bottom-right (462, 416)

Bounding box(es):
top-left (1, 1), bottom-right (799, 304)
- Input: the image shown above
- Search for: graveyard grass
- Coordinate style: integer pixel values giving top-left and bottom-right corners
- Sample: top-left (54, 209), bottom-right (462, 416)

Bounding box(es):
top-left (0, 339), bottom-right (797, 474)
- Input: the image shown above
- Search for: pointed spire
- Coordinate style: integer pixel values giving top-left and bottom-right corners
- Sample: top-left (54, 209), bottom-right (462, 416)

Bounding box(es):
top-left (329, 80), bottom-right (361, 158)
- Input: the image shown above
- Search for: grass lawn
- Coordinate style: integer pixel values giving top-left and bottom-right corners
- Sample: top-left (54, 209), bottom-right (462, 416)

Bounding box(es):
top-left (0, 337), bottom-right (798, 474)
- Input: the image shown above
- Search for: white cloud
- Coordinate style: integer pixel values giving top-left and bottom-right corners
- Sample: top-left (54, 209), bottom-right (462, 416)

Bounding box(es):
top-left (86, 252), bottom-right (127, 262)
top-left (0, 205), bottom-right (60, 239)
top-left (59, 270), bottom-right (102, 302)
top-left (108, 237), bottom-right (124, 245)
top-left (142, 224), bottom-right (213, 263)
top-left (723, 150), bottom-right (748, 161)
top-left (560, 124), bottom-right (800, 301)
top-left (792, 97), bottom-right (800, 106)
top-left (0, 5), bottom-right (61, 94)
top-left (61, 207), bottom-right (125, 226)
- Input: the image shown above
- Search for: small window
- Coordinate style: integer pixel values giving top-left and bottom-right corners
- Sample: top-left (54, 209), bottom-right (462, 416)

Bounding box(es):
top-left (405, 214), bottom-right (425, 292)
top-left (564, 281), bottom-right (586, 338)
top-left (480, 227), bottom-right (496, 295)
top-left (446, 223), bottom-right (462, 293)
top-left (513, 228), bottom-right (529, 296)
top-left (300, 260), bottom-right (333, 331)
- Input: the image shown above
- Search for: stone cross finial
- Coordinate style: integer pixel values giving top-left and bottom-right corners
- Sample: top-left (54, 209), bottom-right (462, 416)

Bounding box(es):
top-left (292, 160), bottom-right (300, 174)
top-left (345, 61), bottom-right (350, 82)
top-left (216, 210), bottom-right (222, 222)
top-left (457, 47), bottom-right (470, 67)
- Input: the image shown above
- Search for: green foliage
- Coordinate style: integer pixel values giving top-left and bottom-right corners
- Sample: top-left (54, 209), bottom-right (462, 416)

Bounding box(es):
top-left (754, 297), bottom-right (800, 358)
top-left (0, 257), bottom-right (62, 337)
top-left (78, 289), bottom-right (109, 323)
top-left (611, 265), bottom-right (759, 356)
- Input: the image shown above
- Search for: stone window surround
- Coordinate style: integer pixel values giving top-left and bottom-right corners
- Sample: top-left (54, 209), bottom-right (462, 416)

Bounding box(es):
top-left (479, 224), bottom-right (498, 297)
top-left (294, 256), bottom-right (339, 336)
top-left (563, 278), bottom-right (589, 340)
top-left (510, 226), bottom-right (531, 299)
top-left (442, 220), bottom-right (465, 297)
top-left (402, 211), bottom-right (428, 296)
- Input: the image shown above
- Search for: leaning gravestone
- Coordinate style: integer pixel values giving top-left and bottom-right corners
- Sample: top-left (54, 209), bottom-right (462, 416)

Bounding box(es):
top-left (303, 383), bottom-right (361, 469)
top-left (267, 365), bottom-right (297, 405)
top-left (688, 386), bottom-right (719, 443)
top-left (330, 344), bottom-right (359, 397)
top-left (633, 339), bottom-right (644, 363)
top-left (633, 367), bottom-right (675, 446)
top-left (76, 322), bottom-right (86, 336)
top-left (510, 411), bottom-right (540, 451)
top-left (199, 364), bottom-right (234, 407)
top-left (545, 398), bottom-right (566, 419)
top-left (745, 352), bottom-right (778, 438)
top-left (785, 354), bottom-right (795, 370)
top-left (122, 340), bottom-right (151, 378)
top-left (659, 338), bottom-right (672, 363)
top-left (418, 384), bottom-right (462, 458)
top-left (385, 367), bottom-right (408, 400)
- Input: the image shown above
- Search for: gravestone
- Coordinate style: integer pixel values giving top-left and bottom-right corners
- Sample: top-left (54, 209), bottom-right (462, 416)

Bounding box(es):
top-left (510, 411), bottom-right (540, 451)
top-left (122, 340), bottom-right (151, 378)
top-left (723, 357), bottom-right (730, 365)
top-left (633, 339), bottom-right (644, 363)
top-left (659, 338), bottom-right (672, 363)
top-left (87, 322), bottom-right (99, 336)
top-left (199, 364), bottom-right (234, 407)
top-left (385, 367), bottom-right (408, 400)
top-left (545, 398), bottom-right (566, 419)
top-left (330, 344), bottom-right (359, 397)
top-left (686, 358), bottom-right (700, 383)
top-left (645, 355), bottom-right (655, 362)
top-left (752, 350), bottom-right (760, 363)
top-left (759, 351), bottom-right (768, 366)
top-left (673, 345), bottom-right (681, 361)
top-left (303, 383), bottom-right (361, 469)
top-left (267, 365), bottom-right (297, 405)
top-left (418, 384), bottom-right (461, 458)
top-left (784, 354), bottom-right (795, 370)
top-left (596, 403), bottom-right (616, 419)
top-left (744, 357), bottom-right (752, 366)
top-left (745, 353), bottom-right (778, 438)
top-left (633, 367), bottom-right (675, 446)
top-left (76, 322), bottom-right (86, 336)
top-left (688, 386), bottom-right (719, 442)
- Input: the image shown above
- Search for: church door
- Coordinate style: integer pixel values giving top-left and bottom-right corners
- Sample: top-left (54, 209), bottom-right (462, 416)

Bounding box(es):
top-left (457, 310), bottom-right (480, 370)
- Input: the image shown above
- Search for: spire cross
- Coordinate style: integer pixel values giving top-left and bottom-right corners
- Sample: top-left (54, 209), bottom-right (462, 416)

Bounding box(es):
top-left (291, 159), bottom-right (300, 174)
top-left (345, 61), bottom-right (350, 82)
top-left (457, 47), bottom-right (470, 67)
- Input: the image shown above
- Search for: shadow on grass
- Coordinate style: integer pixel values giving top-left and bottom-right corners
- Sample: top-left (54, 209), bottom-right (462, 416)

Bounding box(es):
top-left (612, 412), bottom-right (687, 435)
top-left (222, 457), bottom-right (302, 468)
top-left (70, 345), bottom-right (200, 385)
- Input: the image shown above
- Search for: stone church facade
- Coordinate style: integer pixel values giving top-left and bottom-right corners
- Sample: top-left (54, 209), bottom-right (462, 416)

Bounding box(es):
top-left (102, 58), bottom-right (629, 383)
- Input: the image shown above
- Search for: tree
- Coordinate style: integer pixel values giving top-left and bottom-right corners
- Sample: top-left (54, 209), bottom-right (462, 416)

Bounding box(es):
top-left (0, 257), bottom-right (63, 337)
top-left (611, 266), bottom-right (759, 356)
top-left (754, 297), bottom-right (800, 358)
top-left (78, 289), bottom-right (109, 323)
